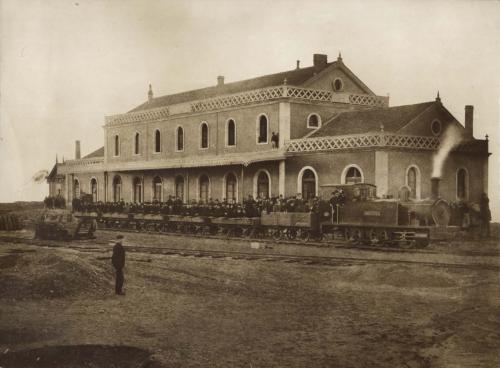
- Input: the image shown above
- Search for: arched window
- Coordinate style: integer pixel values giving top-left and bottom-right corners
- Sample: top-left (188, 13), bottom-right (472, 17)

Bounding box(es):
top-left (73, 178), bottom-right (80, 199)
top-left (406, 165), bottom-right (420, 199)
top-left (200, 122), bottom-right (209, 149)
top-left (114, 135), bottom-right (120, 156)
top-left (176, 127), bottom-right (184, 151)
top-left (113, 176), bottom-right (122, 202)
top-left (153, 176), bottom-right (162, 201)
top-left (257, 114), bottom-right (268, 144)
top-left (133, 177), bottom-right (142, 203)
top-left (134, 132), bottom-right (140, 155)
top-left (301, 169), bottom-right (317, 200)
top-left (342, 165), bottom-right (363, 184)
top-left (307, 113), bottom-right (321, 129)
top-left (154, 129), bottom-right (161, 153)
top-left (175, 176), bottom-right (184, 201)
top-left (256, 171), bottom-right (270, 199)
top-left (90, 178), bottom-right (98, 203)
top-left (227, 119), bottom-right (236, 146)
top-left (457, 168), bottom-right (468, 200)
top-left (199, 174), bottom-right (210, 203)
top-left (225, 173), bottom-right (237, 202)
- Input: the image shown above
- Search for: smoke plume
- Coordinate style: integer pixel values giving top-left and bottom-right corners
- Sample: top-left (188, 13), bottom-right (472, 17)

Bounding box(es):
top-left (431, 125), bottom-right (463, 178)
top-left (32, 170), bottom-right (49, 184)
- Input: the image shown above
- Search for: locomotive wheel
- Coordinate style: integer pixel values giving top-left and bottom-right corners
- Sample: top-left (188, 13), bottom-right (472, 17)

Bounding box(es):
top-left (287, 228), bottom-right (297, 240)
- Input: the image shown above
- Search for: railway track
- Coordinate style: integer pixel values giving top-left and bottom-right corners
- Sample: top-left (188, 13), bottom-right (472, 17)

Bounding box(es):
top-left (1, 233), bottom-right (499, 272)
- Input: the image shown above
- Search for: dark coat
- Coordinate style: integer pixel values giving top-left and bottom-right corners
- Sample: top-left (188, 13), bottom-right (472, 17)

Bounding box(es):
top-left (112, 242), bottom-right (126, 269)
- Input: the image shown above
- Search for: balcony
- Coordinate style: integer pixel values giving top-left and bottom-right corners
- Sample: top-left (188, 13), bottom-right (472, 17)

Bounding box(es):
top-left (105, 85), bottom-right (389, 126)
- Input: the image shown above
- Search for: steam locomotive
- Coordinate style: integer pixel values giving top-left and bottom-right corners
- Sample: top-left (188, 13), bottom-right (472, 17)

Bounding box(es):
top-left (73, 178), bottom-right (451, 248)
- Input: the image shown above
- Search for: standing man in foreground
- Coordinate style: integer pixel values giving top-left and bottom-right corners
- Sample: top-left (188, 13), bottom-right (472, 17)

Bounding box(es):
top-left (112, 234), bottom-right (126, 295)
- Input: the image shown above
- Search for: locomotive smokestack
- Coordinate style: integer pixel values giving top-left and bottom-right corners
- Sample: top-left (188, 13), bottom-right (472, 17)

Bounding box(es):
top-left (431, 177), bottom-right (440, 200)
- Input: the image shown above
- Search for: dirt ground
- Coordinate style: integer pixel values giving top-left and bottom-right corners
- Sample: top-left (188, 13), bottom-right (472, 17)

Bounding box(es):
top-left (0, 234), bottom-right (499, 367)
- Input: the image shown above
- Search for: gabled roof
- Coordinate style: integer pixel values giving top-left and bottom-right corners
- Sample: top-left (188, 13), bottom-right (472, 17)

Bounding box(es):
top-left (47, 163), bottom-right (60, 180)
top-left (130, 61), bottom-right (342, 112)
top-left (83, 146), bottom-right (104, 158)
top-left (309, 101), bottom-right (436, 137)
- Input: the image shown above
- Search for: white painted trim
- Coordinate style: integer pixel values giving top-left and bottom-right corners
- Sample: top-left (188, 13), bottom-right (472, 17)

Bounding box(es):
top-left (222, 171), bottom-right (239, 202)
top-left (306, 113), bottom-right (322, 129)
top-left (253, 169), bottom-right (272, 199)
top-left (297, 166), bottom-right (319, 197)
top-left (90, 177), bottom-right (99, 202)
top-left (199, 121), bottom-right (209, 150)
top-left (256, 113), bottom-right (269, 145)
top-left (456, 167), bottom-right (469, 200)
top-left (175, 126), bottom-right (184, 152)
top-left (153, 129), bottom-right (162, 153)
top-left (405, 165), bottom-right (421, 200)
top-left (341, 164), bottom-right (364, 184)
top-left (197, 173), bottom-right (211, 203)
top-left (225, 118), bottom-right (237, 147)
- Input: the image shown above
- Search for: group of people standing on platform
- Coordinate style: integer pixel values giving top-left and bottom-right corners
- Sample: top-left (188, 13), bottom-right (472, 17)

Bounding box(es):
top-left (73, 192), bottom-right (341, 218)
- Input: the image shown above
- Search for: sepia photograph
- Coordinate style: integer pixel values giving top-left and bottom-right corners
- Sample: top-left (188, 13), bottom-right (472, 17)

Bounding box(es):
top-left (0, 0), bottom-right (499, 367)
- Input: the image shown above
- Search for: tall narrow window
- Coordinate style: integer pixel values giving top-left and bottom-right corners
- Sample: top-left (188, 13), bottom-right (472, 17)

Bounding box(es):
top-left (258, 115), bottom-right (268, 143)
top-left (155, 129), bottom-right (161, 153)
top-left (113, 176), bottom-right (122, 202)
top-left (134, 132), bottom-right (140, 155)
top-left (175, 176), bottom-right (184, 201)
top-left (227, 119), bottom-right (236, 146)
top-left (133, 177), bottom-right (142, 203)
top-left (226, 173), bottom-right (237, 202)
top-left (114, 135), bottom-right (120, 156)
top-left (344, 166), bottom-right (362, 184)
top-left (90, 178), bottom-right (98, 202)
top-left (199, 175), bottom-right (210, 203)
top-left (457, 168), bottom-right (468, 199)
top-left (73, 179), bottom-right (80, 199)
top-left (301, 169), bottom-right (316, 200)
top-left (257, 171), bottom-right (269, 199)
top-left (200, 123), bottom-right (209, 149)
top-left (176, 127), bottom-right (184, 151)
top-left (153, 176), bottom-right (162, 201)
top-left (407, 167), bottom-right (417, 199)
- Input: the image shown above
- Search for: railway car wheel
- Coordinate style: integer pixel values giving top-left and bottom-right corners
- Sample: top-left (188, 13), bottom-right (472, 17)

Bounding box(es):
top-left (287, 228), bottom-right (297, 240)
top-left (272, 228), bottom-right (282, 241)
top-left (349, 228), bottom-right (363, 244)
top-left (300, 230), bottom-right (310, 242)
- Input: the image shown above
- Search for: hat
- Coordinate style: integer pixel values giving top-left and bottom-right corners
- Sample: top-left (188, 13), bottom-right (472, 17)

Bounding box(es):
top-left (116, 235), bottom-right (124, 239)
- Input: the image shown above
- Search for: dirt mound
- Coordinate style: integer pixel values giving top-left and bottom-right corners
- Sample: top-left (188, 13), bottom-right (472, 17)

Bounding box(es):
top-left (0, 251), bottom-right (113, 300)
top-left (0, 345), bottom-right (161, 368)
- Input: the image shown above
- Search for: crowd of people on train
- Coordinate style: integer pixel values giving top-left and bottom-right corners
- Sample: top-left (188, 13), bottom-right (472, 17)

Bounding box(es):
top-left (71, 189), bottom-right (347, 218)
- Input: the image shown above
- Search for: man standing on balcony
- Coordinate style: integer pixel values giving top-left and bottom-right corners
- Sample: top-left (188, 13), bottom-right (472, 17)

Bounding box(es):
top-left (271, 132), bottom-right (279, 148)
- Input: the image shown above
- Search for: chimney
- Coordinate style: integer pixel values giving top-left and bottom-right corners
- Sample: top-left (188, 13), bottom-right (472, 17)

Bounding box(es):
top-left (465, 105), bottom-right (474, 139)
top-left (313, 54), bottom-right (328, 69)
top-left (148, 84), bottom-right (153, 102)
top-left (217, 76), bottom-right (225, 86)
top-left (75, 140), bottom-right (81, 160)
top-left (296, 60), bottom-right (300, 69)
top-left (431, 177), bottom-right (440, 200)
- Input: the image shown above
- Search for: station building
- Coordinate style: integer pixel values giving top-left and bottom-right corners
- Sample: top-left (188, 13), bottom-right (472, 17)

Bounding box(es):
top-left (47, 53), bottom-right (489, 206)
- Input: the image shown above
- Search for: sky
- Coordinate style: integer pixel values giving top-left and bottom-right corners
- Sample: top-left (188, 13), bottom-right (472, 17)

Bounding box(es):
top-left (0, 0), bottom-right (499, 216)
